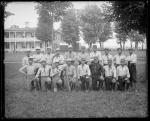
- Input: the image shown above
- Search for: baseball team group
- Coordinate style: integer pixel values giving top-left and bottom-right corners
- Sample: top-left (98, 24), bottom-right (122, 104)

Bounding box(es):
top-left (19, 46), bottom-right (137, 92)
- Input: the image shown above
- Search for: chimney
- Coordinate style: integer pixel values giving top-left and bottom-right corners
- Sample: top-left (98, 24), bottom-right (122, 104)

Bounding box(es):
top-left (25, 22), bottom-right (30, 28)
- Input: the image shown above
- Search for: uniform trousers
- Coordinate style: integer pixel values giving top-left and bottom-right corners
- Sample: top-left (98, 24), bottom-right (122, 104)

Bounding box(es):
top-left (26, 75), bottom-right (35, 91)
top-left (40, 76), bottom-right (51, 91)
top-left (105, 76), bottom-right (115, 91)
top-left (80, 76), bottom-right (92, 91)
top-left (128, 62), bottom-right (137, 86)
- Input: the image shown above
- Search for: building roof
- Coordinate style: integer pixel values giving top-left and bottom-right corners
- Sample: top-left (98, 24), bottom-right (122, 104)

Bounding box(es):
top-left (5, 26), bottom-right (62, 33)
top-left (5, 27), bottom-right (36, 32)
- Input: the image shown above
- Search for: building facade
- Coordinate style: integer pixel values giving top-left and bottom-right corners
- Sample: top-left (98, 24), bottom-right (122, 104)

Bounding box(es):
top-left (4, 25), bottom-right (66, 52)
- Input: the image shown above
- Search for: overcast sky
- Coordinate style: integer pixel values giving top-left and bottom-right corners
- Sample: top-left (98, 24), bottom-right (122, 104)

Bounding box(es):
top-left (4, 2), bottom-right (146, 48)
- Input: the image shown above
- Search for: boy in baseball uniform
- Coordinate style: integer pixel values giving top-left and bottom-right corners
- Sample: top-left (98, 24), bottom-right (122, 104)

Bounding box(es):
top-left (35, 58), bottom-right (51, 91)
top-left (77, 58), bottom-right (92, 92)
top-left (126, 48), bottom-right (137, 90)
top-left (64, 58), bottom-right (76, 91)
top-left (103, 59), bottom-right (117, 91)
top-left (116, 59), bottom-right (130, 91)
top-left (19, 56), bottom-right (37, 91)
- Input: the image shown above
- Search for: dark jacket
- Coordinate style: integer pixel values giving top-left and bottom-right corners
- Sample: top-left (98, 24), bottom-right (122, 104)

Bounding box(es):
top-left (89, 62), bottom-right (104, 79)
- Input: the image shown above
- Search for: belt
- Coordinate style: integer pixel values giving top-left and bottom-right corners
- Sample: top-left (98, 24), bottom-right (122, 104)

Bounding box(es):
top-left (41, 76), bottom-right (49, 77)
top-left (118, 76), bottom-right (126, 78)
top-left (105, 76), bottom-right (113, 78)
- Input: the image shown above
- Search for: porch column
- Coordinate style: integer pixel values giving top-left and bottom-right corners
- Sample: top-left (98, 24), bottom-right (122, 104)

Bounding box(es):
top-left (34, 32), bottom-right (35, 49)
top-left (14, 31), bottom-right (16, 52)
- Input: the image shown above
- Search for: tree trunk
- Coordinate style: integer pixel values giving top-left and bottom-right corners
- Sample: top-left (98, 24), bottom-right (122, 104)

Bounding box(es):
top-left (135, 42), bottom-right (138, 50)
top-left (130, 41), bottom-right (133, 49)
top-left (99, 41), bottom-right (102, 48)
top-left (123, 42), bottom-right (125, 50)
top-left (142, 42), bottom-right (144, 50)
top-left (119, 41), bottom-right (122, 49)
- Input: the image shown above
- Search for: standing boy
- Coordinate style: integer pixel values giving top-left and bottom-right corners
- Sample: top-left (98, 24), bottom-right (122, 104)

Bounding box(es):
top-left (102, 48), bottom-right (113, 66)
top-left (114, 48), bottom-right (126, 68)
top-left (19, 56), bottom-right (37, 91)
top-left (126, 48), bottom-right (137, 90)
top-left (22, 49), bottom-right (31, 66)
top-left (90, 46), bottom-right (102, 65)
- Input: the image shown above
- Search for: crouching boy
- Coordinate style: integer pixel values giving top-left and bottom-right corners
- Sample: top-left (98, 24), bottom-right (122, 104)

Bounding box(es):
top-left (103, 59), bottom-right (117, 91)
top-left (50, 61), bottom-right (63, 92)
top-left (116, 59), bottom-right (130, 91)
top-left (64, 58), bottom-right (76, 91)
top-left (78, 58), bottom-right (92, 92)
top-left (19, 56), bottom-right (37, 91)
top-left (35, 59), bottom-right (51, 91)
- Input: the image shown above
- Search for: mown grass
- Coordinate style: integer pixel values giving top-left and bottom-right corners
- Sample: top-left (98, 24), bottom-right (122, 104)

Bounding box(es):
top-left (4, 51), bottom-right (147, 118)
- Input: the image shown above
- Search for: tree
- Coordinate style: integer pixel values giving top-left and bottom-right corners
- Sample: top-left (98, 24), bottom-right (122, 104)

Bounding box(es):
top-left (128, 30), bottom-right (145, 50)
top-left (98, 22), bottom-right (112, 48)
top-left (35, 1), bottom-right (72, 49)
top-left (82, 23), bottom-right (97, 48)
top-left (111, 1), bottom-right (148, 35)
top-left (115, 22), bottom-right (127, 49)
top-left (79, 4), bottom-right (112, 48)
top-left (2, 2), bottom-right (14, 20)
top-left (35, 8), bottom-right (52, 48)
top-left (61, 8), bottom-right (80, 50)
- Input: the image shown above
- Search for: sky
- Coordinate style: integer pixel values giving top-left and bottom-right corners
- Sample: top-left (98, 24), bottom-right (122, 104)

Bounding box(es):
top-left (4, 2), bottom-right (146, 48)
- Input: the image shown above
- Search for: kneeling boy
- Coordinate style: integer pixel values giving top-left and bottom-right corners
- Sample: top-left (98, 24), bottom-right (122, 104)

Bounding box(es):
top-left (116, 59), bottom-right (130, 91)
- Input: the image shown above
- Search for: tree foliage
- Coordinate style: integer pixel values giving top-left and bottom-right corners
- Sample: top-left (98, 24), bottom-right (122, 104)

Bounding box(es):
top-left (35, 2), bottom-right (73, 22)
top-left (35, 1), bottom-right (72, 46)
top-left (111, 1), bottom-right (148, 35)
top-left (61, 8), bottom-right (80, 50)
top-left (115, 22), bottom-right (127, 49)
top-left (35, 8), bottom-right (52, 45)
top-left (128, 30), bottom-right (145, 49)
top-left (79, 4), bottom-right (112, 48)
top-left (2, 2), bottom-right (14, 19)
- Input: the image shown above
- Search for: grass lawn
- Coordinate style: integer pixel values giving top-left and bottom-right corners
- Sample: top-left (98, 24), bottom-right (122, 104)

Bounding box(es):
top-left (4, 51), bottom-right (147, 118)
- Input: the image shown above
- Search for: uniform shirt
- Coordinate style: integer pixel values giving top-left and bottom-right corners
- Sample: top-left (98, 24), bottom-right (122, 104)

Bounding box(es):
top-left (117, 65), bottom-right (130, 78)
top-left (50, 66), bottom-right (62, 77)
top-left (43, 53), bottom-right (54, 65)
top-left (103, 65), bottom-right (116, 78)
top-left (53, 55), bottom-right (64, 64)
top-left (114, 54), bottom-right (126, 65)
top-left (65, 65), bottom-right (76, 77)
top-left (126, 53), bottom-right (137, 64)
top-left (19, 64), bottom-right (36, 75)
top-left (90, 51), bottom-right (102, 61)
top-left (33, 54), bottom-right (43, 63)
top-left (78, 64), bottom-right (91, 77)
top-left (36, 65), bottom-right (51, 77)
top-left (89, 62), bottom-right (104, 77)
top-left (65, 52), bottom-right (76, 60)
top-left (22, 56), bottom-right (29, 66)
top-left (102, 54), bottom-right (113, 65)
top-left (78, 52), bottom-right (89, 61)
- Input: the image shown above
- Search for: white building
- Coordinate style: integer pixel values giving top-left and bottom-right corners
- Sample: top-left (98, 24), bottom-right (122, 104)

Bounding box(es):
top-left (4, 25), bottom-right (66, 52)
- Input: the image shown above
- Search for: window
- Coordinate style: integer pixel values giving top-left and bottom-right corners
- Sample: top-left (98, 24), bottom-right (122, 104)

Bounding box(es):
top-left (22, 43), bottom-right (25, 48)
top-left (5, 32), bottom-right (9, 38)
top-left (40, 43), bottom-right (42, 48)
top-left (5, 42), bottom-right (9, 49)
